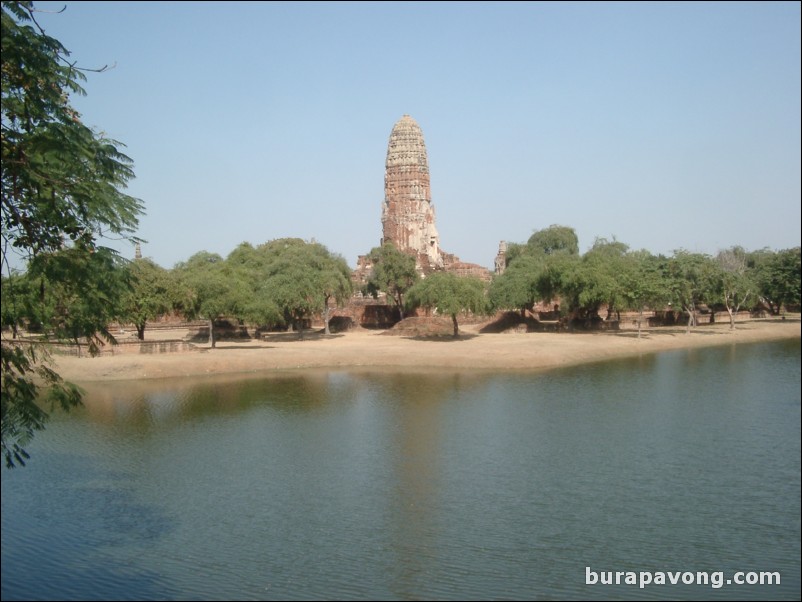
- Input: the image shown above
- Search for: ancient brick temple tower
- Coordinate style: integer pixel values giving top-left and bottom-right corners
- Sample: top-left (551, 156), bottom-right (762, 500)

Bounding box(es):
top-left (353, 115), bottom-right (493, 286)
top-left (381, 115), bottom-right (444, 272)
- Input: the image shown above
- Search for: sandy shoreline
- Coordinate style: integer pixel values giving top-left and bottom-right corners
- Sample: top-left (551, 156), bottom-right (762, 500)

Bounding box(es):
top-left (44, 319), bottom-right (800, 384)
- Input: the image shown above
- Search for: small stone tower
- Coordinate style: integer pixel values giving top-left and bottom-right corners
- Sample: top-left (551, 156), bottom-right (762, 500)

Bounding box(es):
top-left (494, 241), bottom-right (507, 275)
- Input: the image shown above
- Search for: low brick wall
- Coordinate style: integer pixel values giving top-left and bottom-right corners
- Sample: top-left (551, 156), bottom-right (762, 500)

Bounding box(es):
top-left (50, 339), bottom-right (197, 357)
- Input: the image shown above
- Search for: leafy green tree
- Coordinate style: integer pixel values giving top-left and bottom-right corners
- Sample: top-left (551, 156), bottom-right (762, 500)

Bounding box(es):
top-left (536, 252), bottom-right (578, 310)
top-left (2, 1), bottom-right (143, 467)
top-left (365, 243), bottom-right (419, 320)
top-left (558, 237), bottom-right (628, 324)
top-left (665, 251), bottom-right (717, 333)
top-left (713, 246), bottom-right (756, 329)
top-left (260, 240), bottom-right (353, 338)
top-left (229, 239), bottom-right (353, 337)
top-left (24, 247), bottom-right (130, 355)
top-left (618, 251), bottom-right (669, 338)
top-left (119, 258), bottom-right (172, 340)
top-left (174, 252), bottom-right (248, 348)
top-left (309, 245), bottom-right (353, 335)
top-left (489, 254), bottom-right (546, 316)
top-left (527, 225), bottom-right (579, 257)
top-left (406, 272), bottom-right (488, 337)
top-left (501, 242), bottom-right (527, 269)
top-left (1, 271), bottom-right (33, 338)
top-left (224, 242), bottom-right (280, 328)
top-left (751, 247), bottom-right (801, 315)
top-left (1, 2), bottom-right (142, 259)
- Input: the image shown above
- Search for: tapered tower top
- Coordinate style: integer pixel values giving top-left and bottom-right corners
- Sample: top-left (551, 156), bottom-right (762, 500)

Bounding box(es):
top-left (381, 115), bottom-right (441, 270)
top-left (385, 115), bottom-right (430, 189)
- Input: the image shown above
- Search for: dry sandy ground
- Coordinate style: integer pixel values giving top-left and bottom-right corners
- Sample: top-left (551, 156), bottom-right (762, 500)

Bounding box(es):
top-left (48, 319), bottom-right (800, 384)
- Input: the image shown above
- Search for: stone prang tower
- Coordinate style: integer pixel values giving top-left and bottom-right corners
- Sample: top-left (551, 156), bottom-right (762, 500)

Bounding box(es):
top-left (381, 115), bottom-right (443, 272)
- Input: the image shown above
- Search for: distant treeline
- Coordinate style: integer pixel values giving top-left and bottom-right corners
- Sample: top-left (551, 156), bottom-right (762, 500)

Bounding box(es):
top-left (3, 227), bottom-right (799, 348)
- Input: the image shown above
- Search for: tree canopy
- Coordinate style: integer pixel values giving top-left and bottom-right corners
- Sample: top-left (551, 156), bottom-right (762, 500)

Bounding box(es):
top-left (1, 1), bottom-right (143, 261)
top-left (174, 251), bottom-right (248, 347)
top-left (365, 242), bottom-right (419, 320)
top-left (527, 225), bottom-right (579, 257)
top-left (713, 246), bottom-right (756, 329)
top-left (119, 258), bottom-right (174, 340)
top-left (489, 254), bottom-right (547, 316)
top-left (1, 1), bottom-right (143, 467)
top-left (751, 247), bottom-right (801, 315)
top-left (407, 272), bottom-right (487, 337)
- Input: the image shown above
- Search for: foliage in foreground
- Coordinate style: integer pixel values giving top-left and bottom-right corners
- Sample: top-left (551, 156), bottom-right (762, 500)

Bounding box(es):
top-left (1, 1), bottom-right (143, 466)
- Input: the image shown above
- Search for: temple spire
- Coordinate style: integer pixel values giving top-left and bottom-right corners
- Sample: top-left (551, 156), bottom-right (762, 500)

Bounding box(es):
top-left (381, 115), bottom-right (442, 272)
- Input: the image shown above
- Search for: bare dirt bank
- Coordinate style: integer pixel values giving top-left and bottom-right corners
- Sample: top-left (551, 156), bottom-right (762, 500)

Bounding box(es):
top-left (46, 319), bottom-right (800, 384)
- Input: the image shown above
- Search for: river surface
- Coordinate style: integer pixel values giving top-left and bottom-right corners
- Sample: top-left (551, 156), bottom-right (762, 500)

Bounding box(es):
top-left (2, 340), bottom-right (800, 600)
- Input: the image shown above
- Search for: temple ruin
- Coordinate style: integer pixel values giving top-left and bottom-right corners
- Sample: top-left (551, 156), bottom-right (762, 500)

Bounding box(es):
top-left (380, 115), bottom-right (443, 272)
top-left (357, 115), bottom-right (494, 282)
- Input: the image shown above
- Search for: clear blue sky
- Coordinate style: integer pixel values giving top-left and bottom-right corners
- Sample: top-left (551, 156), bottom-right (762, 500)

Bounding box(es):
top-left (29, 1), bottom-right (802, 269)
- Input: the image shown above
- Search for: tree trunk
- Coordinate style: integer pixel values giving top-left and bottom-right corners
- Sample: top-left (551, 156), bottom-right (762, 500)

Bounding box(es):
top-left (209, 318), bottom-right (216, 348)
top-left (323, 296), bottom-right (331, 335)
top-left (396, 293), bottom-right (405, 320)
top-left (451, 314), bottom-right (459, 338)
top-left (637, 308), bottom-right (643, 339)
top-left (728, 291), bottom-right (749, 330)
top-left (726, 307), bottom-right (735, 329)
top-left (686, 308), bottom-right (696, 334)
top-left (136, 322), bottom-right (146, 341)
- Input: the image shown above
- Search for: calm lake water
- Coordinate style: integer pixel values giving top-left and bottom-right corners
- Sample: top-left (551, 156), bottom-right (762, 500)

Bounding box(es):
top-left (2, 340), bottom-right (800, 601)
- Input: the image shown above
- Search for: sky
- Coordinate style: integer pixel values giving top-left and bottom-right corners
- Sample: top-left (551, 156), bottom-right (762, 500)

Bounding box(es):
top-left (20, 1), bottom-right (802, 270)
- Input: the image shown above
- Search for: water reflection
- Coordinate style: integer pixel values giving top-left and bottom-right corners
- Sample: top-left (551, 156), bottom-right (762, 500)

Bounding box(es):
top-left (2, 341), bottom-right (799, 600)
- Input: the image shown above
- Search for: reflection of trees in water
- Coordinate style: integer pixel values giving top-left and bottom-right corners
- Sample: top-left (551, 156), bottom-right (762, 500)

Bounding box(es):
top-left (51, 370), bottom-right (498, 596)
top-left (351, 371), bottom-right (490, 406)
top-left (76, 371), bottom-right (493, 428)
top-left (345, 372), bottom-right (493, 596)
top-left (76, 371), bottom-right (363, 429)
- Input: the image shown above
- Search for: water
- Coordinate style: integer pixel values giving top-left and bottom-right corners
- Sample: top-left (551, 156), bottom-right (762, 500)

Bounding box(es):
top-left (2, 340), bottom-right (800, 600)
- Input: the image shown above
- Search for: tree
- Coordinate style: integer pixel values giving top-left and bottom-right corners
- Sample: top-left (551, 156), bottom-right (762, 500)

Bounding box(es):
top-left (489, 254), bottom-right (546, 317)
top-left (24, 246), bottom-right (131, 355)
top-left (119, 258), bottom-right (173, 340)
top-left (228, 239), bottom-right (354, 338)
top-left (713, 246), bottom-right (756, 329)
top-left (751, 247), bottom-right (801, 315)
top-left (618, 250), bottom-right (669, 338)
top-left (309, 245), bottom-right (353, 335)
top-left (174, 252), bottom-right (248, 348)
top-left (257, 240), bottom-right (353, 338)
top-left (558, 237), bottom-right (628, 325)
top-left (527, 225), bottom-right (580, 257)
top-left (1, 271), bottom-right (34, 338)
top-left (2, 2), bottom-right (143, 467)
top-left (225, 242), bottom-right (280, 329)
top-left (665, 251), bottom-right (717, 333)
top-left (365, 243), bottom-right (419, 320)
top-left (406, 272), bottom-right (487, 337)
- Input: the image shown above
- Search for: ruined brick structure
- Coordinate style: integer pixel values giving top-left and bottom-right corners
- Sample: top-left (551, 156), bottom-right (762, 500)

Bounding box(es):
top-left (373, 114), bottom-right (492, 280)
top-left (381, 115), bottom-right (443, 272)
top-left (344, 115), bottom-right (505, 326)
